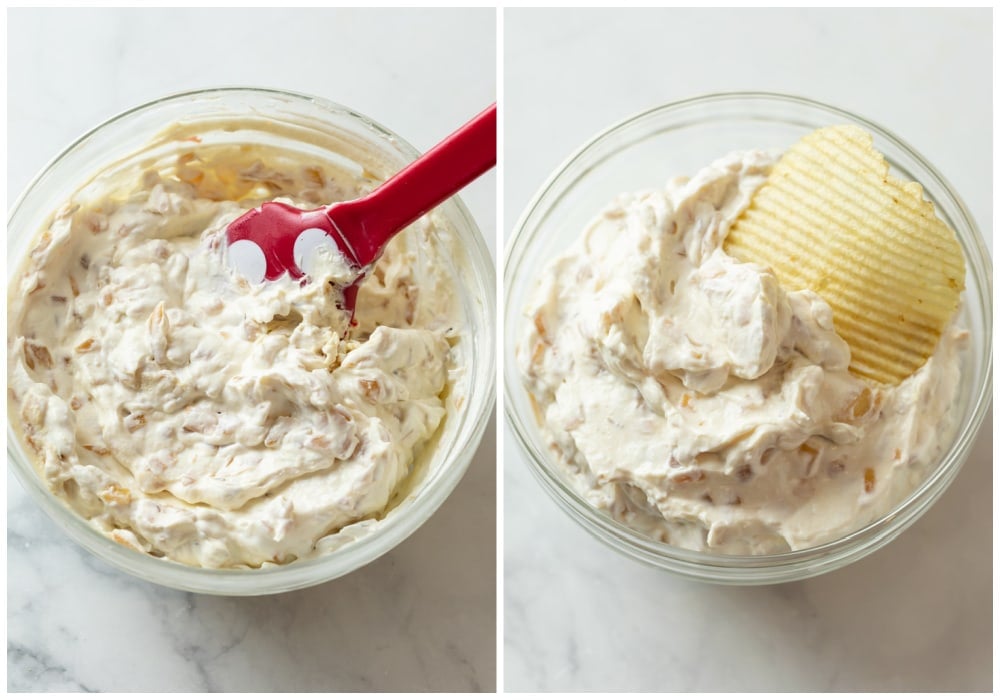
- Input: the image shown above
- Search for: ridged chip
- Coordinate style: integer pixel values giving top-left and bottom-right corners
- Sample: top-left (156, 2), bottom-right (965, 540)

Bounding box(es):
top-left (724, 124), bottom-right (965, 385)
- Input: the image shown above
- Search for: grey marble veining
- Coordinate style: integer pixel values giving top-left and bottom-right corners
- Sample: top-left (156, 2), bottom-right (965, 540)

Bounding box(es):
top-left (9, 420), bottom-right (496, 693)
top-left (503, 8), bottom-right (991, 693)
top-left (7, 7), bottom-right (496, 693)
top-left (504, 416), bottom-right (992, 692)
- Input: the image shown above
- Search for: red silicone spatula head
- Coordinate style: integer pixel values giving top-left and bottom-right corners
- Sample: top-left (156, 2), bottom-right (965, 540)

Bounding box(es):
top-left (225, 103), bottom-right (496, 314)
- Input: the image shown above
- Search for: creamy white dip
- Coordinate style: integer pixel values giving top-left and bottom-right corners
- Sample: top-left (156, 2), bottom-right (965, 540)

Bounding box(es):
top-left (518, 150), bottom-right (966, 554)
top-left (9, 142), bottom-right (459, 568)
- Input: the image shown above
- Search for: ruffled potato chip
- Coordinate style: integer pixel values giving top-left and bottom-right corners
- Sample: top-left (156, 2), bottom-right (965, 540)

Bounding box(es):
top-left (724, 124), bottom-right (965, 385)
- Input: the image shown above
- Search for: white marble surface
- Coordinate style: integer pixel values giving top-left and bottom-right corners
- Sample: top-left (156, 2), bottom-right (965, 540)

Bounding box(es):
top-left (503, 8), bottom-right (992, 692)
top-left (7, 8), bottom-right (496, 692)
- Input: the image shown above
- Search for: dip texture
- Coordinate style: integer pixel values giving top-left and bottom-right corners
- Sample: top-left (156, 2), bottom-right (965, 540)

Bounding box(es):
top-left (518, 150), bottom-right (966, 554)
top-left (9, 139), bottom-right (459, 568)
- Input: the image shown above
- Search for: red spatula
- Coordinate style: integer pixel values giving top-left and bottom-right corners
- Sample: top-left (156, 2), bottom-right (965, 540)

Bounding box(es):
top-left (226, 103), bottom-right (496, 313)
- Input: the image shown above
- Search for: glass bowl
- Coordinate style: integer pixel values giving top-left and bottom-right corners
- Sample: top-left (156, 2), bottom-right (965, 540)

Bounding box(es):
top-left (504, 92), bottom-right (992, 585)
top-left (7, 87), bottom-right (496, 595)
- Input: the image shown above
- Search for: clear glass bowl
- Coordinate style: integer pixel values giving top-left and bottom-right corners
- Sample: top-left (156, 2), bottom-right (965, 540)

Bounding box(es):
top-left (504, 92), bottom-right (992, 585)
top-left (7, 87), bottom-right (496, 595)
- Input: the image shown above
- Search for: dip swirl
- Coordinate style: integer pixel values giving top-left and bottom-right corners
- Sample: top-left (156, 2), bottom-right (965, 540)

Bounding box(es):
top-left (9, 137), bottom-right (459, 568)
top-left (518, 150), bottom-right (966, 554)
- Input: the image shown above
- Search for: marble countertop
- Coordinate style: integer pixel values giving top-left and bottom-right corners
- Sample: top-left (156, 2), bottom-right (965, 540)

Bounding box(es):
top-left (7, 8), bottom-right (496, 692)
top-left (503, 8), bottom-right (992, 692)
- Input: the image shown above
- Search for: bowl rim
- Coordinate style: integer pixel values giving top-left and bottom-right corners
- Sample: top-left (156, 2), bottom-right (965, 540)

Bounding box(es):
top-left (503, 90), bottom-right (993, 581)
top-left (8, 85), bottom-right (497, 595)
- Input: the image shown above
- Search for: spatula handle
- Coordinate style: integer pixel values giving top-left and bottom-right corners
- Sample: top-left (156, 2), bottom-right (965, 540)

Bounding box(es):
top-left (328, 103), bottom-right (496, 267)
